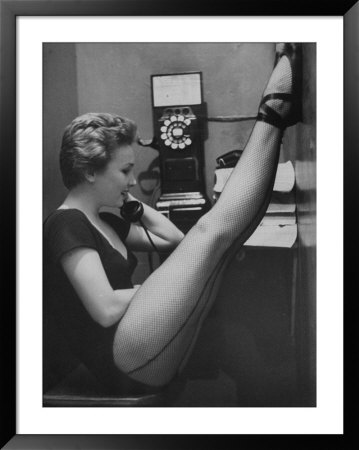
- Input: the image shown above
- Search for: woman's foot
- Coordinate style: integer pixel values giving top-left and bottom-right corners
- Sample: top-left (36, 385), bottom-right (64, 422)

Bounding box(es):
top-left (257, 43), bottom-right (302, 129)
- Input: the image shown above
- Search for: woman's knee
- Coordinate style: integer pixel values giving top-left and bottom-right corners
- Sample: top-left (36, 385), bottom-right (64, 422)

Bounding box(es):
top-left (194, 211), bottom-right (233, 245)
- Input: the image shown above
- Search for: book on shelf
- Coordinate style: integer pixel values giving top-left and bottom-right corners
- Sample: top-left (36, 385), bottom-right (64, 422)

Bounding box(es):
top-left (260, 213), bottom-right (296, 226)
top-left (213, 160), bottom-right (297, 248)
top-left (244, 224), bottom-right (298, 248)
top-left (259, 191), bottom-right (296, 226)
top-left (266, 190), bottom-right (296, 214)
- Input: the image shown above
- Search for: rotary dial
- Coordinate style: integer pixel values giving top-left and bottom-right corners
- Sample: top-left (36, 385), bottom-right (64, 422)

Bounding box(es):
top-left (160, 114), bottom-right (192, 150)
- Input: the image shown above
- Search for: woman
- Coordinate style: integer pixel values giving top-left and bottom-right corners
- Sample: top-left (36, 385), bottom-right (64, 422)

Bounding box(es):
top-left (44, 43), bottom-right (301, 394)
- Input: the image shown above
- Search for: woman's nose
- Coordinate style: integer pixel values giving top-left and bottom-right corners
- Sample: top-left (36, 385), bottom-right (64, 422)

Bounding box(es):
top-left (129, 175), bottom-right (136, 187)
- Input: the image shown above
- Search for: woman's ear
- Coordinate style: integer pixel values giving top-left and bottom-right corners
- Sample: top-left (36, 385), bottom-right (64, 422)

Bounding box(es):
top-left (84, 169), bottom-right (96, 183)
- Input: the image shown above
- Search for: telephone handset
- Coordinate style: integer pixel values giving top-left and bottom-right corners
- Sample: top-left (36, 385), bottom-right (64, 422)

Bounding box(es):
top-left (120, 200), bottom-right (144, 223)
top-left (120, 200), bottom-right (159, 255)
top-left (215, 149), bottom-right (243, 168)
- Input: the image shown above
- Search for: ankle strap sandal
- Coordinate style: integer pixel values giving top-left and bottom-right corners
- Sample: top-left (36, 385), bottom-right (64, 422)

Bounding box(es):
top-left (257, 43), bottom-right (302, 129)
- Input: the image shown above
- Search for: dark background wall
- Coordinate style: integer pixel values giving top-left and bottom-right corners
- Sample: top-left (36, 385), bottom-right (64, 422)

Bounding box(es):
top-left (43, 43), bottom-right (316, 406)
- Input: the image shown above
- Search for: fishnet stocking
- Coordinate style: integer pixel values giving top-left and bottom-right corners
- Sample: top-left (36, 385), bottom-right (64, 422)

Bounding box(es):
top-left (113, 53), bottom-right (293, 386)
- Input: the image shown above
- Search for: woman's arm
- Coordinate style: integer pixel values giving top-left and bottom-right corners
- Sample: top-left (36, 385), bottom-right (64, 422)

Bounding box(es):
top-left (61, 247), bottom-right (140, 328)
top-left (124, 194), bottom-right (184, 252)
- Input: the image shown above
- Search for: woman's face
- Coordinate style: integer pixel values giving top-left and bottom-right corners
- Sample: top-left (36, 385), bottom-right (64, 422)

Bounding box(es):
top-left (93, 145), bottom-right (136, 208)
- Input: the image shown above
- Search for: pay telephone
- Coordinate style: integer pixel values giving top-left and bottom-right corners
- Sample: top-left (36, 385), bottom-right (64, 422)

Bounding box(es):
top-left (150, 72), bottom-right (211, 233)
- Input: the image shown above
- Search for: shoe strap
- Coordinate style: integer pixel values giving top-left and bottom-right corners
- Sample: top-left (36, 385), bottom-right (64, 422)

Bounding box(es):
top-left (260, 92), bottom-right (292, 108)
top-left (257, 103), bottom-right (286, 129)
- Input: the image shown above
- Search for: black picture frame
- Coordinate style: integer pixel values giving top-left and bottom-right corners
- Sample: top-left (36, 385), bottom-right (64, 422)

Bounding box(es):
top-left (1, 0), bottom-right (357, 448)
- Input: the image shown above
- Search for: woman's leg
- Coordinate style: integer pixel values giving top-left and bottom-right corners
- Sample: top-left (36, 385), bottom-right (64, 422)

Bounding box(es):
top-left (113, 45), bottom-right (298, 387)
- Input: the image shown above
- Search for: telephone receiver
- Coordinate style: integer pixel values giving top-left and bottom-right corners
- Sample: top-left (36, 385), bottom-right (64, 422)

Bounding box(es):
top-left (216, 149), bottom-right (243, 168)
top-left (120, 200), bottom-right (144, 223)
top-left (120, 200), bottom-right (159, 256)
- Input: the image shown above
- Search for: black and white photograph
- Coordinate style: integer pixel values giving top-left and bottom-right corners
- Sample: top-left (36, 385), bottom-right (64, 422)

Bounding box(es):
top-left (2, 4), bottom-right (353, 446)
top-left (42, 41), bottom-right (316, 408)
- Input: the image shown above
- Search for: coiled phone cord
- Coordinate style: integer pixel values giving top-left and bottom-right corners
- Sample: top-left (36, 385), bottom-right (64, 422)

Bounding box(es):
top-left (139, 219), bottom-right (160, 255)
top-left (120, 200), bottom-right (161, 271)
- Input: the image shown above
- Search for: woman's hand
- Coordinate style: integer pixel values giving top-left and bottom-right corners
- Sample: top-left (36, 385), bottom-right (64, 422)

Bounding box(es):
top-left (124, 194), bottom-right (184, 252)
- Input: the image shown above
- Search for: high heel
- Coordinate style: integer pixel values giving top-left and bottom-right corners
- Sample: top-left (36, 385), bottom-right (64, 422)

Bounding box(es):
top-left (257, 43), bottom-right (302, 129)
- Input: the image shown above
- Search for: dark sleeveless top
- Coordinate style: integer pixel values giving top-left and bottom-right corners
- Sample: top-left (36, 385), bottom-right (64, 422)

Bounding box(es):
top-left (43, 209), bottom-right (140, 391)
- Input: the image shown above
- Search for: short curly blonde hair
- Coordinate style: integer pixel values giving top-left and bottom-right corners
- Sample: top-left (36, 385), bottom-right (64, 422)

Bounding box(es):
top-left (59, 112), bottom-right (138, 189)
